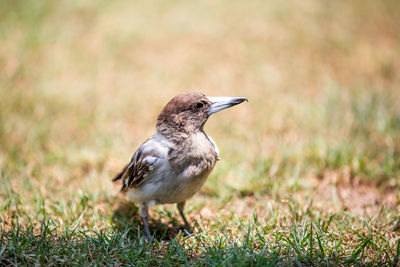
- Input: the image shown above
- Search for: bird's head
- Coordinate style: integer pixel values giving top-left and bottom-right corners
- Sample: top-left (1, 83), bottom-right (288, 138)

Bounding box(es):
top-left (156, 92), bottom-right (247, 139)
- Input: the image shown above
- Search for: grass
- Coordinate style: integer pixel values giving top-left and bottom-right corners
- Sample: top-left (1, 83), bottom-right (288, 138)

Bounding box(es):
top-left (1, 0), bottom-right (400, 265)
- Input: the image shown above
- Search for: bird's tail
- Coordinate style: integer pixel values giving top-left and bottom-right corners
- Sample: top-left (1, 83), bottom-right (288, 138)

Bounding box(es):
top-left (112, 165), bottom-right (127, 182)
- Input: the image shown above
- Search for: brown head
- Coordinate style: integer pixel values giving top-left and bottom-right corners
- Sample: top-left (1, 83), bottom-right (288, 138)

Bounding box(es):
top-left (156, 92), bottom-right (247, 140)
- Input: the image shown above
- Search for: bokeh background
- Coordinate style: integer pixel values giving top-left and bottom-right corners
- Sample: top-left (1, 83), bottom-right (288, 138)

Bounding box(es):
top-left (1, 0), bottom-right (399, 264)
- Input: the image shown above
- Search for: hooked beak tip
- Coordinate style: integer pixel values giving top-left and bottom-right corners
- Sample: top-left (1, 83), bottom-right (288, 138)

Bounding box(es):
top-left (207, 96), bottom-right (248, 115)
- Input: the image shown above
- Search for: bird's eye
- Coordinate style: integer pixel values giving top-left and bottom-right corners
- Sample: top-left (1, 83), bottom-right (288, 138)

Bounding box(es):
top-left (195, 102), bottom-right (204, 108)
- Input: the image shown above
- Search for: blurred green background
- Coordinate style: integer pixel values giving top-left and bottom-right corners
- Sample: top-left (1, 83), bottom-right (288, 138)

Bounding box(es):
top-left (0, 0), bottom-right (399, 265)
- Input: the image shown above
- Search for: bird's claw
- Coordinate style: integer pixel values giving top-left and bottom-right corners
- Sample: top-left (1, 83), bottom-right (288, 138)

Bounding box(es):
top-left (143, 233), bottom-right (153, 243)
top-left (179, 226), bottom-right (193, 236)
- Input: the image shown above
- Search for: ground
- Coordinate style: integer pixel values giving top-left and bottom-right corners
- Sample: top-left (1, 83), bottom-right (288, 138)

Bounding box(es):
top-left (1, 0), bottom-right (399, 265)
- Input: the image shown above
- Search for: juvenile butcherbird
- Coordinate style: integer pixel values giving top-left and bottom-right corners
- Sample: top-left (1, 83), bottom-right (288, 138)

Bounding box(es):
top-left (113, 92), bottom-right (247, 240)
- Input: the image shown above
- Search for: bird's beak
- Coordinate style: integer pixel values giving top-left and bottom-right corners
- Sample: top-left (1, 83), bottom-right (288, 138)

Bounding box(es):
top-left (207, 96), bottom-right (248, 115)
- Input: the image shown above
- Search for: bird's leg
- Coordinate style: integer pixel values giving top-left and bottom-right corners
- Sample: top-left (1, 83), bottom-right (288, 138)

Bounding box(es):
top-left (177, 201), bottom-right (192, 234)
top-left (139, 202), bottom-right (152, 241)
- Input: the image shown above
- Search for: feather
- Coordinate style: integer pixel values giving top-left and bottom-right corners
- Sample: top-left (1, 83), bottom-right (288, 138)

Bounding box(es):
top-left (114, 133), bottom-right (171, 192)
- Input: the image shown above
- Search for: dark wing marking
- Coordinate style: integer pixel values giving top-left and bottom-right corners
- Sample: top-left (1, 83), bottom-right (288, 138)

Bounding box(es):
top-left (116, 141), bottom-right (160, 192)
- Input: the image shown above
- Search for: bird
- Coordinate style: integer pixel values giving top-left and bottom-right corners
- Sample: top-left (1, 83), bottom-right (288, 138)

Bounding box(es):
top-left (113, 92), bottom-right (247, 240)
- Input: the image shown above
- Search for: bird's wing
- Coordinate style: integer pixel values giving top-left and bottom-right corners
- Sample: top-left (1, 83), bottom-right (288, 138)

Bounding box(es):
top-left (113, 134), bottom-right (170, 192)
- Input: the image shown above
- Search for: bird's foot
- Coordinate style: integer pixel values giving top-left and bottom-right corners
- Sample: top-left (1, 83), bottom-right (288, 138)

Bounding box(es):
top-left (179, 225), bottom-right (193, 236)
top-left (143, 233), bottom-right (153, 243)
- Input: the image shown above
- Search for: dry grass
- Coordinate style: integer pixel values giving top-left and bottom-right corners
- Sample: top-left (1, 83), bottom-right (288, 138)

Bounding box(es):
top-left (1, 0), bottom-right (400, 265)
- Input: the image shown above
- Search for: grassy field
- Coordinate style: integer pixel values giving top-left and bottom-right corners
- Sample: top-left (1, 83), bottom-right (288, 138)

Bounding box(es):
top-left (1, 0), bottom-right (400, 265)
